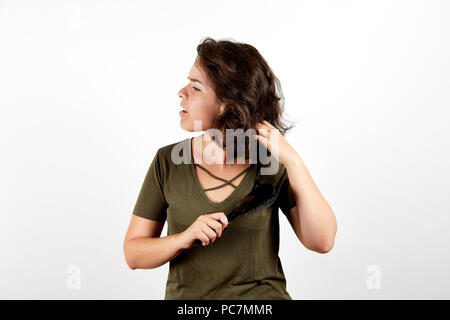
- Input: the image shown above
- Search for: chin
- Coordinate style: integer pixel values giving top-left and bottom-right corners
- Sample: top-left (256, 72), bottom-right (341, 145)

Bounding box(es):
top-left (179, 122), bottom-right (193, 132)
top-left (180, 120), bottom-right (206, 132)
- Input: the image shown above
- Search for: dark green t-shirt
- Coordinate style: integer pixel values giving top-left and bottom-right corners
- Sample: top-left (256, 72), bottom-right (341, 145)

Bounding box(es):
top-left (132, 137), bottom-right (297, 300)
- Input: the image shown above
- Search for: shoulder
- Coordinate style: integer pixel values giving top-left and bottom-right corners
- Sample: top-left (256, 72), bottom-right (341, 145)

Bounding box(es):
top-left (257, 155), bottom-right (287, 186)
top-left (154, 137), bottom-right (191, 169)
top-left (157, 138), bottom-right (187, 155)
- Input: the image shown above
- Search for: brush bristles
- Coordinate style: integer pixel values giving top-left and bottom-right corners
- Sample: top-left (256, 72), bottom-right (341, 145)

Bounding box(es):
top-left (239, 194), bottom-right (277, 218)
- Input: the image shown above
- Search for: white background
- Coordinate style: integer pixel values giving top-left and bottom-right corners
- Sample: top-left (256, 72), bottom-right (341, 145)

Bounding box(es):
top-left (1, 0), bottom-right (449, 299)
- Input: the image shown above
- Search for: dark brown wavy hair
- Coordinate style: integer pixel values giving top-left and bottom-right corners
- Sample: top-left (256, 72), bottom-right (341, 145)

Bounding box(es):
top-left (195, 37), bottom-right (295, 161)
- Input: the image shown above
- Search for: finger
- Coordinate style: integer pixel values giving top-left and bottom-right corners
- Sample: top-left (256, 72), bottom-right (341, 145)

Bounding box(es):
top-left (255, 122), bottom-right (268, 132)
top-left (257, 120), bottom-right (274, 129)
top-left (253, 134), bottom-right (268, 147)
top-left (209, 212), bottom-right (228, 228)
top-left (206, 217), bottom-right (223, 229)
top-left (263, 120), bottom-right (276, 129)
top-left (260, 128), bottom-right (279, 145)
top-left (198, 233), bottom-right (209, 246)
top-left (218, 213), bottom-right (229, 228)
top-left (206, 218), bottom-right (224, 237)
top-left (258, 128), bottom-right (271, 138)
top-left (202, 226), bottom-right (217, 243)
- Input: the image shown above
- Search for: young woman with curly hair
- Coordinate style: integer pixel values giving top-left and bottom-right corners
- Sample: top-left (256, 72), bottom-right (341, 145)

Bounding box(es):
top-left (123, 37), bottom-right (337, 300)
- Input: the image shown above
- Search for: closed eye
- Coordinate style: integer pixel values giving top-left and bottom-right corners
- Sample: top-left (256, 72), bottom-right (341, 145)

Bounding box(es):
top-left (192, 86), bottom-right (200, 91)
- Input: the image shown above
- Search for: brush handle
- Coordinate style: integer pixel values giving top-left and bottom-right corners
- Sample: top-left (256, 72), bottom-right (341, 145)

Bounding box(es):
top-left (193, 163), bottom-right (287, 246)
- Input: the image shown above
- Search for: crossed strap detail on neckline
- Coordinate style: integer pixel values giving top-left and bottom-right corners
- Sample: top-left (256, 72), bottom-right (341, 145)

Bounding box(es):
top-left (194, 163), bottom-right (252, 192)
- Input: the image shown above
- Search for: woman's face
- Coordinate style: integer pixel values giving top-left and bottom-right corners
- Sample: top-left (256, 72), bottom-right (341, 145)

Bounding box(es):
top-left (178, 61), bottom-right (224, 132)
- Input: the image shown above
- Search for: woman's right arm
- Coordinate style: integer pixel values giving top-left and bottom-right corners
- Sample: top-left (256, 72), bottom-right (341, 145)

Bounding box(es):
top-left (123, 212), bottom-right (228, 270)
top-left (123, 214), bottom-right (184, 269)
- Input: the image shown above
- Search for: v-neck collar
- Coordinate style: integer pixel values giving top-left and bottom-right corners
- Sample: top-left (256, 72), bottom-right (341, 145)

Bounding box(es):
top-left (188, 136), bottom-right (257, 208)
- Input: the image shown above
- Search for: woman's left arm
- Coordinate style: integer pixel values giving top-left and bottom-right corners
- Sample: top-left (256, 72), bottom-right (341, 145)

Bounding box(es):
top-left (253, 121), bottom-right (338, 253)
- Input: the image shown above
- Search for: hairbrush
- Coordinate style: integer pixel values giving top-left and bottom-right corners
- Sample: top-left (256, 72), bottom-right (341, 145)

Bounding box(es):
top-left (194, 161), bottom-right (285, 245)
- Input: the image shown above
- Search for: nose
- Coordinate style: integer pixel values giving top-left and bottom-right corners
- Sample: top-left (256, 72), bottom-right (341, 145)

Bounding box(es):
top-left (178, 86), bottom-right (187, 100)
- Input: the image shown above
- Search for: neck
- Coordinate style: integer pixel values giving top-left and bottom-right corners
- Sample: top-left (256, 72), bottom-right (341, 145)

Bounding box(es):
top-left (195, 133), bottom-right (250, 166)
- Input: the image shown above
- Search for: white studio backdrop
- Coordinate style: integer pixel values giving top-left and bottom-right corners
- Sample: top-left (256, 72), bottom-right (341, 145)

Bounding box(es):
top-left (1, 0), bottom-right (449, 299)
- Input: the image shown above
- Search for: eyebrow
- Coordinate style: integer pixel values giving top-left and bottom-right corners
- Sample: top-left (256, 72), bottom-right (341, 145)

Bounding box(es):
top-left (187, 76), bottom-right (204, 85)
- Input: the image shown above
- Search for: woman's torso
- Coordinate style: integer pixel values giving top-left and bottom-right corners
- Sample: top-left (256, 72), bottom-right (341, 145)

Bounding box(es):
top-left (157, 137), bottom-right (293, 300)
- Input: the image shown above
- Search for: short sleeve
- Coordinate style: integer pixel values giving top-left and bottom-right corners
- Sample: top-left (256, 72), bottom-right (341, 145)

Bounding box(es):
top-left (132, 149), bottom-right (168, 221)
top-left (277, 166), bottom-right (297, 216)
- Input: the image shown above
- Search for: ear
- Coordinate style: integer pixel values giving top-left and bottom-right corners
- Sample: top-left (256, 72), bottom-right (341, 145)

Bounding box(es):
top-left (218, 103), bottom-right (225, 116)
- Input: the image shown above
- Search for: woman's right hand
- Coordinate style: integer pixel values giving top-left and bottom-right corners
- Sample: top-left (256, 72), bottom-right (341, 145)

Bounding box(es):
top-left (178, 212), bottom-right (229, 249)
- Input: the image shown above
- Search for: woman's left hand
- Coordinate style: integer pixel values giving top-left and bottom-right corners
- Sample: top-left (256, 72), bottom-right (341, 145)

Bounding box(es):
top-left (253, 120), bottom-right (299, 166)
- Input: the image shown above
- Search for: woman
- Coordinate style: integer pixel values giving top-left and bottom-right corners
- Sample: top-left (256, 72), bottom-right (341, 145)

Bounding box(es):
top-left (123, 37), bottom-right (337, 300)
